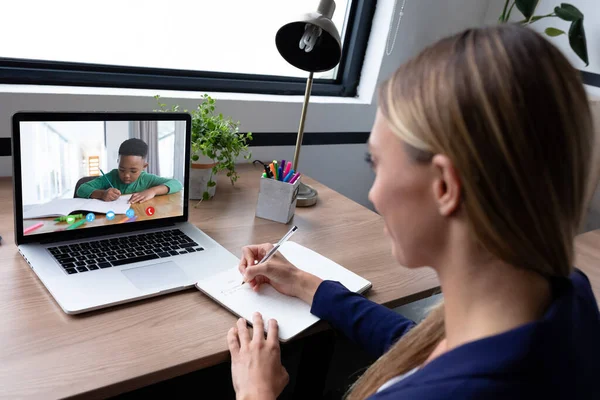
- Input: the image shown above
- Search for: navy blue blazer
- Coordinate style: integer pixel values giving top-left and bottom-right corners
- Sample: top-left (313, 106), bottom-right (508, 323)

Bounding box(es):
top-left (311, 269), bottom-right (600, 399)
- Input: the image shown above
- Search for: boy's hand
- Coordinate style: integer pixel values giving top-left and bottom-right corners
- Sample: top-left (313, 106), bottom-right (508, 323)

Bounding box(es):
top-left (129, 189), bottom-right (156, 204)
top-left (102, 188), bottom-right (121, 202)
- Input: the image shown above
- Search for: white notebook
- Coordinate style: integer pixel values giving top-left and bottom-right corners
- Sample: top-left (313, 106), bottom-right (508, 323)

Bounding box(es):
top-left (22, 195), bottom-right (132, 219)
top-left (195, 241), bottom-right (372, 342)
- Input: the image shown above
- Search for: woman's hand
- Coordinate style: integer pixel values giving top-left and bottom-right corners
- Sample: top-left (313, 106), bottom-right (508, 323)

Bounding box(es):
top-left (228, 313), bottom-right (288, 400)
top-left (239, 243), bottom-right (323, 305)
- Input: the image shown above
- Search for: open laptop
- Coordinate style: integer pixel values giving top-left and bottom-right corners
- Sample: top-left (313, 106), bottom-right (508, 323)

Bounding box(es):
top-left (12, 112), bottom-right (239, 314)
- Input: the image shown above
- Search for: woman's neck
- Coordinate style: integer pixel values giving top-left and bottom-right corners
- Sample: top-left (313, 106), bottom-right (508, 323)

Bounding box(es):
top-left (436, 239), bottom-right (552, 351)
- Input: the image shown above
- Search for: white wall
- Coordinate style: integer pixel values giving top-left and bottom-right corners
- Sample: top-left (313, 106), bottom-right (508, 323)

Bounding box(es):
top-left (484, 0), bottom-right (600, 98)
top-left (105, 121), bottom-right (130, 171)
top-left (0, 0), bottom-right (492, 209)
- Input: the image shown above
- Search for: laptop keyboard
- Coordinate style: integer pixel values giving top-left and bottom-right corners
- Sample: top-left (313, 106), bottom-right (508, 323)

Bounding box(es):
top-left (47, 229), bottom-right (204, 275)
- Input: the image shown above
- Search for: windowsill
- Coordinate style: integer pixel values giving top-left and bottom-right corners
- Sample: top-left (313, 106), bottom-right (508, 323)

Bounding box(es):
top-left (586, 85), bottom-right (600, 101)
top-left (0, 84), bottom-right (372, 105)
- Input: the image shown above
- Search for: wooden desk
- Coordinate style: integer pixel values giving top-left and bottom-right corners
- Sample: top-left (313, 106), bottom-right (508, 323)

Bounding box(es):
top-left (22, 191), bottom-right (184, 235)
top-left (574, 229), bottom-right (600, 304)
top-left (0, 163), bottom-right (439, 399)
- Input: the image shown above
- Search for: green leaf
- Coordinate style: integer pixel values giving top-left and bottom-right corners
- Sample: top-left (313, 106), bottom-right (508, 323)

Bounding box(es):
top-left (202, 192), bottom-right (210, 201)
top-left (545, 27), bottom-right (565, 37)
top-left (191, 154), bottom-right (199, 161)
top-left (499, 0), bottom-right (511, 22)
top-left (515, 0), bottom-right (539, 20)
top-left (568, 18), bottom-right (589, 66)
top-left (554, 3), bottom-right (583, 21)
top-left (207, 180), bottom-right (216, 187)
top-left (505, 1), bottom-right (517, 21)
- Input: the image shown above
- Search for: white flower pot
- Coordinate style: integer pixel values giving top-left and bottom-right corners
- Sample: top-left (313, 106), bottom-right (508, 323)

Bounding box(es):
top-left (190, 155), bottom-right (218, 200)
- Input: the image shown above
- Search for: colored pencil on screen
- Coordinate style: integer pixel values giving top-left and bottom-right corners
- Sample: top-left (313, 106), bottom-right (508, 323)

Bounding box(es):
top-left (24, 222), bottom-right (44, 235)
top-left (66, 220), bottom-right (86, 230)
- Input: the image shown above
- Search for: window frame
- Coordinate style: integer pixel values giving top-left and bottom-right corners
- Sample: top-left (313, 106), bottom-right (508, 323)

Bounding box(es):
top-left (0, 0), bottom-right (376, 97)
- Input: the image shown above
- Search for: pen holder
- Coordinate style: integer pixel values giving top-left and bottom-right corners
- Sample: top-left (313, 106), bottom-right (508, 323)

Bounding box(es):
top-left (255, 177), bottom-right (301, 224)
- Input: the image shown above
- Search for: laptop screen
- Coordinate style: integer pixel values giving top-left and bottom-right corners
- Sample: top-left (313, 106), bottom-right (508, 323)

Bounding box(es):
top-left (19, 118), bottom-right (188, 237)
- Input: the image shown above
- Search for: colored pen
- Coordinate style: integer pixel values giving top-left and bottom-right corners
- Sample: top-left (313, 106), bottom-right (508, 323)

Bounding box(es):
top-left (263, 164), bottom-right (272, 178)
top-left (24, 222), bottom-right (44, 235)
top-left (278, 166), bottom-right (283, 181)
top-left (283, 169), bottom-right (294, 182)
top-left (283, 161), bottom-right (292, 178)
top-left (290, 173), bottom-right (301, 184)
top-left (281, 160), bottom-right (286, 171)
top-left (269, 163), bottom-right (277, 179)
top-left (262, 172), bottom-right (267, 178)
top-left (273, 161), bottom-right (279, 180)
top-left (99, 168), bottom-right (114, 188)
top-left (54, 214), bottom-right (84, 222)
top-left (66, 219), bottom-right (86, 230)
top-left (242, 225), bottom-right (298, 285)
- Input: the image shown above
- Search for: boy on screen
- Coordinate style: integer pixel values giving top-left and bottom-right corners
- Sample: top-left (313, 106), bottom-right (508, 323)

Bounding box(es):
top-left (76, 138), bottom-right (182, 204)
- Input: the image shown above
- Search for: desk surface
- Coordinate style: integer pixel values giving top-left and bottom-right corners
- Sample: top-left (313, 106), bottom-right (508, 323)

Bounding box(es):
top-left (574, 229), bottom-right (600, 302)
top-left (0, 164), bottom-right (440, 399)
top-left (22, 191), bottom-right (184, 235)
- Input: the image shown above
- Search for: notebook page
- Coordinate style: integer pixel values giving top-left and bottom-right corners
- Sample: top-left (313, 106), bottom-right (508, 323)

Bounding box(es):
top-left (199, 267), bottom-right (318, 341)
top-left (23, 198), bottom-right (89, 219)
top-left (196, 241), bottom-right (371, 341)
top-left (80, 195), bottom-right (132, 215)
top-left (278, 242), bottom-right (371, 293)
top-left (22, 195), bottom-right (132, 219)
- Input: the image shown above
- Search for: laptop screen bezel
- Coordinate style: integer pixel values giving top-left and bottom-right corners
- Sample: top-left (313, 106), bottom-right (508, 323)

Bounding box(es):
top-left (12, 112), bottom-right (192, 246)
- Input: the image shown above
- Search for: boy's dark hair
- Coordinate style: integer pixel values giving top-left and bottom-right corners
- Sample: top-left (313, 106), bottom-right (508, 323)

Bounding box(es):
top-left (119, 138), bottom-right (148, 158)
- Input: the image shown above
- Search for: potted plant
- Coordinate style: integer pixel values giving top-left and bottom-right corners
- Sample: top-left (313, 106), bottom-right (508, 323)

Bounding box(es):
top-left (499, 1), bottom-right (588, 66)
top-left (155, 94), bottom-right (253, 201)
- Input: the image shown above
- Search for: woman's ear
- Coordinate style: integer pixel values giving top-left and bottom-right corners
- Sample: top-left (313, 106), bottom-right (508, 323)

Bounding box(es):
top-left (431, 154), bottom-right (461, 216)
top-left (143, 162), bottom-right (149, 170)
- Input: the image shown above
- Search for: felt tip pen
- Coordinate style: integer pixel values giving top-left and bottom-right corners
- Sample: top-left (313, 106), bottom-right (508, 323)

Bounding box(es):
top-left (24, 222), bottom-right (44, 235)
top-left (283, 161), bottom-right (292, 178)
top-left (289, 172), bottom-right (301, 184)
top-left (283, 170), bottom-right (294, 182)
top-left (66, 219), bottom-right (86, 230)
top-left (263, 163), bottom-right (272, 178)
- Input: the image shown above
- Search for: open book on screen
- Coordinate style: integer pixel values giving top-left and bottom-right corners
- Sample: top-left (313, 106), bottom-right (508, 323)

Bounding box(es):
top-left (195, 241), bottom-right (372, 342)
top-left (23, 195), bottom-right (132, 219)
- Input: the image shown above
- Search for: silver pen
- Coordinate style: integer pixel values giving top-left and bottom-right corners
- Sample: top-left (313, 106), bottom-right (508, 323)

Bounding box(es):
top-left (241, 225), bottom-right (298, 285)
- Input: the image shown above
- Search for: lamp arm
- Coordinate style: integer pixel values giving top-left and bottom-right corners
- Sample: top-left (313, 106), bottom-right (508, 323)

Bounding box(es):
top-left (293, 71), bottom-right (314, 171)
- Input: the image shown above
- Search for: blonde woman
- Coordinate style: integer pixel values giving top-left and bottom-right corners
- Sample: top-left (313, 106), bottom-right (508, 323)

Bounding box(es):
top-left (226, 24), bottom-right (600, 399)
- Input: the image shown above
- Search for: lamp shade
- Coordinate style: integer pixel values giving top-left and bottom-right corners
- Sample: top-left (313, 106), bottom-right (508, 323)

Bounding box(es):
top-left (275, 2), bottom-right (342, 73)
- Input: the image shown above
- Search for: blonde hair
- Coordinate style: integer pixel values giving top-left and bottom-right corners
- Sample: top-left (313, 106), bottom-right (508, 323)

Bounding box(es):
top-left (347, 24), bottom-right (594, 399)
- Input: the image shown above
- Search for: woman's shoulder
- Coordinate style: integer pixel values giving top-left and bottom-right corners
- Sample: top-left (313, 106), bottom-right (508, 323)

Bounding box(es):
top-left (570, 268), bottom-right (598, 304)
top-left (371, 269), bottom-right (600, 399)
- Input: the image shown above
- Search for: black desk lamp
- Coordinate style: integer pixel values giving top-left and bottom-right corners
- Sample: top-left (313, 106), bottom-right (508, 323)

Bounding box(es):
top-left (275, 0), bottom-right (342, 206)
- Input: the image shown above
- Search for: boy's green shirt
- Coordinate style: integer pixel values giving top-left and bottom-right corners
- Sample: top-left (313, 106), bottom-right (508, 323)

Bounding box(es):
top-left (76, 169), bottom-right (183, 199)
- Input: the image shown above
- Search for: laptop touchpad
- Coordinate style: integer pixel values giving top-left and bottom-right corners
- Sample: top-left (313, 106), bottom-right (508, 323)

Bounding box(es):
top-left (122, 261), bottom-right (190, 291)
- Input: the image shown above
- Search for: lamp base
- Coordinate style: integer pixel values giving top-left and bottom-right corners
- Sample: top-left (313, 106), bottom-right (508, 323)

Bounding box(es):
top-left (296, 181), bottom-right (318, 207)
